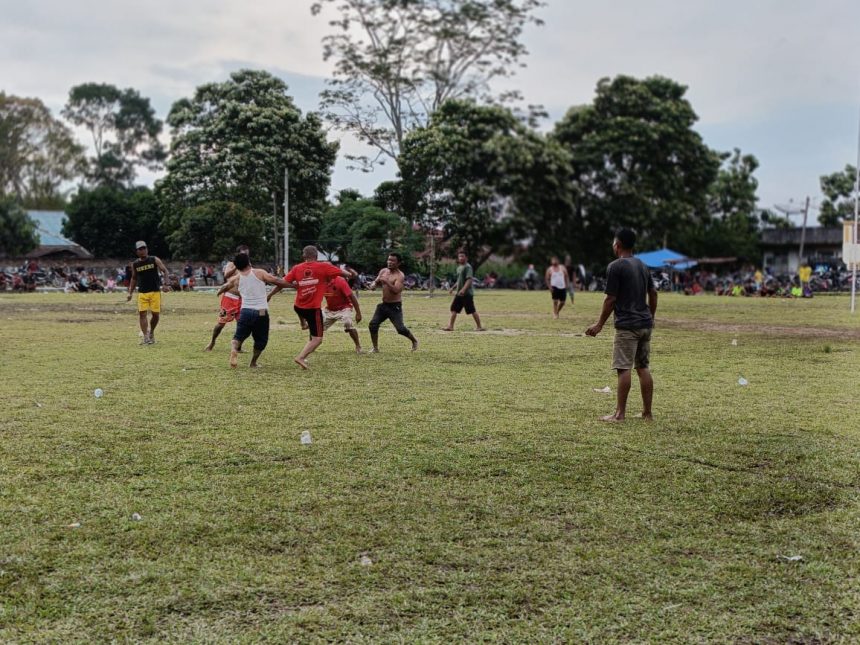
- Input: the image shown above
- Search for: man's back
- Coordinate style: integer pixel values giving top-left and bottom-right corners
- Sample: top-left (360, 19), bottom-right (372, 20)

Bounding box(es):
top-left (606, 257), bottom-right (652, 330)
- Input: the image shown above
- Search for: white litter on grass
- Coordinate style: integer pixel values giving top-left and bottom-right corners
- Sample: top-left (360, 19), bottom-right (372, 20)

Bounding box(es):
top-left (34, 402), bottom-right (43, 408)
top-left (300, 430), bottom-right (312, 445)
top-left (360, 555), bottom-right (373, 567)
top-left (737, 377), bottom-right (749, 387)
top-left (68, 522), bottom-right (81, 529)
top-left (778, 555), bottom-right (804, 562)
top-left (131, 513), bottom-right (142, 521)
top-left (731, 339), bottom-right (738, 346)
top-left (94, 388), bottom-right (104, 398)
top-left (592, 386), bottom-right (612, 394)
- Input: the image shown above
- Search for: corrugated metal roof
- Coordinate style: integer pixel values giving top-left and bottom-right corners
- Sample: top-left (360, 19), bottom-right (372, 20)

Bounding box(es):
top-left (27, 211), bottom-right (75, 246)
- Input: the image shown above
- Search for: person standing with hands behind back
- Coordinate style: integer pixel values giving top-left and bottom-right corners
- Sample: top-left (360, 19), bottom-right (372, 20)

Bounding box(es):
top-left (586, 228), bottom-right (657, 422)
top-left (443, 251), bottom-right (485, 331)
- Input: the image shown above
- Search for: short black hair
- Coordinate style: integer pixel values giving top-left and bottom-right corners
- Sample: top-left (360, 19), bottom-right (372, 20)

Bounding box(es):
top-left (615, 228), bottom-right (636, 250)
top-left (388, 252), bottom-right (402, 264)
top-left (233, 253), bottom-right (250, 270)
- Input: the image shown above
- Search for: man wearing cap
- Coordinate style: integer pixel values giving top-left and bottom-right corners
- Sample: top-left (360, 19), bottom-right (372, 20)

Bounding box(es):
top-left (126, 241), bottom-right (170, 345)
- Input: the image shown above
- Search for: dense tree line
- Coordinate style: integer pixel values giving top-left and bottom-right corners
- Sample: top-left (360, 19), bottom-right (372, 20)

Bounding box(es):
top-left (2, 0), bottom-right (854, 265)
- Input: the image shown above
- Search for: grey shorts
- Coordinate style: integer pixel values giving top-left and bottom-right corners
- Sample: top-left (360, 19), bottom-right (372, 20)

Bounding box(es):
top-left (612, 327), bottom-right (652, 370)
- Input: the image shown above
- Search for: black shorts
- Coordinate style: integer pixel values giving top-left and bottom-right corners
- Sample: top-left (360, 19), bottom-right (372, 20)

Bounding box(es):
top-left (294, 306), bottom-right (324, 338)
top-left (233, 308), bottom-right (270, 351)
top-left (451, 294), bottom-right (476, 314)
top-left (551, 287), bottom-right (567, 302)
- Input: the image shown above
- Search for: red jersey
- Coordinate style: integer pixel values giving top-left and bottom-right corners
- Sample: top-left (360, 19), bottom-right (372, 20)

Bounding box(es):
top-left (324, 276), bottom-right (353, 312)
top-left (285, 261), bottom-right (343, 309)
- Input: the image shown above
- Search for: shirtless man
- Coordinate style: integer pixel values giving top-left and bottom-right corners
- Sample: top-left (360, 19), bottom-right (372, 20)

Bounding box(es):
top-left (367, 253), bottom-right (419, 353)
top-left (205, 244), bottom-right (248, 351)
top-left (217, 252), bottom-right (291, 368)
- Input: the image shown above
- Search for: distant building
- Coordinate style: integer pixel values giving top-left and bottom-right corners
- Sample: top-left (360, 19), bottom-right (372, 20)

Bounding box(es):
top-left (25, 211), bottom-right (92, 260)
top-left (761, 226), bottom-right (842, 273)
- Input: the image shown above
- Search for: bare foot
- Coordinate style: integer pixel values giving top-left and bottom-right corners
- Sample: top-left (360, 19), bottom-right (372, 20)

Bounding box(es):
top-left (204, 345), bottom-right (213, 352)
top-left (640, 413), bottom-right (654, 421)
top-left (441, 327), bottom-right (453, 332)
top-left (600, 413), bottom-right (624, 422)
top-left (411, 340), bottom-right (419, 352)
top-left (475, 327), bottom-right (486, 332)
top-left (370, 348), bottom-right (379, 354)
top-left (229, 349), bottom-right (239, 368)
top-left (355, 347), bottom-right (363, 354)
top-left (294, 357), bottom-right (309, 370)
top-left (249, 363), bottom-right (262, 369)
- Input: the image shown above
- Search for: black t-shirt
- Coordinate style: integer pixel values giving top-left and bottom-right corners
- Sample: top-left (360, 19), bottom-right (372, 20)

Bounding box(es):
top-left (605, 257), bottom-right (653, 330)
top-left (133, 256), bottom-right (161, 293)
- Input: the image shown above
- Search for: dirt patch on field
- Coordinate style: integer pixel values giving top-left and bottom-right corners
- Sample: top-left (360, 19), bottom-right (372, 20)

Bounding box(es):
top-left (662, 318), bottom-right (860, 339)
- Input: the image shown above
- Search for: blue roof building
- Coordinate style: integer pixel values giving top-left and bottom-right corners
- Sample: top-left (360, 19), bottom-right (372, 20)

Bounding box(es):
top-left (25, 211), bottom-right (92, 259)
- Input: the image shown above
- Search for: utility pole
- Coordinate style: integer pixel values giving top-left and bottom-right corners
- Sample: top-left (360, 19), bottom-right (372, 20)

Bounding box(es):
top-left (799, 195), bottom-right (810, 263)
top-left (272, 193), bottom-right (279, 270)
top-left (851, 108), bottom-right (860, 314)
top-left (428, 230), bottom-right (436, 298)
top-left (284, 168), bottom-right (290, 275)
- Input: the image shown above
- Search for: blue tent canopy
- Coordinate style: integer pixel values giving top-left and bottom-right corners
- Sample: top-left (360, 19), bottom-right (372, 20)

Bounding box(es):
top-left (634, 248), bottom-right (697, 270)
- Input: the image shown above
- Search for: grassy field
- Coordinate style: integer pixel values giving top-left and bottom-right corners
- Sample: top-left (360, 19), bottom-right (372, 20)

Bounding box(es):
top-left (1, 289), bottom-right (859, 642)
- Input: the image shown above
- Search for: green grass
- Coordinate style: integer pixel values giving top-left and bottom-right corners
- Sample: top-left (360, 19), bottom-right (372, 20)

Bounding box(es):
top-left (1, 290), bottom-right (859, 642)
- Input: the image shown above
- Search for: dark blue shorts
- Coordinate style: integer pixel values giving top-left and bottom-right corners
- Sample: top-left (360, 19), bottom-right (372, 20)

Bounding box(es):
top-left (233, 308), bottom-right (269, 351)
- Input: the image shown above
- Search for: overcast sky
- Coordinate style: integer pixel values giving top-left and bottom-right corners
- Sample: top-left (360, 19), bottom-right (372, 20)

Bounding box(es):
top-left (2, 0), bottom-right (859, 222)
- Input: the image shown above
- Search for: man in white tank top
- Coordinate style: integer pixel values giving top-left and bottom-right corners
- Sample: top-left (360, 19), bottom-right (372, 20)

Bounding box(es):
top-left (216, 253), bottom-right (291, 368)
top-left (545, 256), bottom-right (571, 318)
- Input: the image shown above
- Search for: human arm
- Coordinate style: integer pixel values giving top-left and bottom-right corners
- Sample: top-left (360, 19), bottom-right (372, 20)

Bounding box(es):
top-left (267, 284), bottom-right (285, 302)
top-left (350, 292), bottom-right (362, 323)
top-left (585, 295), bottom-right (616, 336)
top-left (256, 269), bottom-right (292, 289)
top-left (648, 288), bottom-right (658, 320)
top-left (217, 274), bottom-right (239, 296)
top-left (126, 270), bottom-right (137, 301)
top-left (458, 276), bottom-right (473, 297)
top-left (155, 257), bottom-right (170, 291)
top-left (545, 267), bottom-right (552, 289)
top-left (370, 269), bottom-right (388, 290)
top-left (223, 262), bottom-right (237, 280)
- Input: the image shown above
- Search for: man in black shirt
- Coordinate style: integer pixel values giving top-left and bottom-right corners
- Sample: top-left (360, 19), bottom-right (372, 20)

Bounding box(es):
top-left (126, 240), bottom-right (170, 345)
top-left (586, 228), bottom-right (657, 421)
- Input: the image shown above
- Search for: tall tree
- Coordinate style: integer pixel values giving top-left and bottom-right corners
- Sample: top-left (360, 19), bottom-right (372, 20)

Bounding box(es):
top-left (0, 197), bottom-right (40, 256)
top-left (679, 149), bottom-right (763, 260)
top-left (63, 186), bottom-right (166, 258)
top-left (311, 0), bottom-right (545, 169)
top-left (552, 75), bottom-right (721, 264)
top-left (0, 93), bottom-right (85, 207)
top-left (818, 164), bottom-right (858, 226)
top-left (165, 201), bottom-right (267, 261)
top-left (157, 69), bottom-right (338, 262)
top-left (399, 99), bottom-right (572, 267)
top-left (62, 83), bottom-right (165, 187)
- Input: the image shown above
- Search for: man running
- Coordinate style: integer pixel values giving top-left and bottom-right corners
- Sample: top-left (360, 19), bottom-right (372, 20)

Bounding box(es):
top-left (126, 240), bottom-right (170, 345)
top-left (368, 253), bottom-right (419, 353)
top-left (205, 245), bottom-right (248, 351)
top-left (546, 256), bottom-right (571, 318)
top-left (586, 228), bottom-right (657, 422)
top-left (443, 251), bottom-right (484, 331)
top-left (217, 252), bottom-right (291, 368)
top-left (283, 245), bottom-right (354, 369)
top-left (323, 271), bottom-right (363, 353)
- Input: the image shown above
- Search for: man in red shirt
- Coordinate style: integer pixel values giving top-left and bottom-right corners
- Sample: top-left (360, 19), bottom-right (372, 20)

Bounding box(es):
top-left (283, 245), bottom-right (354, 369)
top-left (323, 274), bottom-right (363, 353)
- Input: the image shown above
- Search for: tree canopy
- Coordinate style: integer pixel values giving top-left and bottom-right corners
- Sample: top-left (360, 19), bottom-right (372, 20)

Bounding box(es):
top-left (552, 75), bottom-right (721, 264)
top-left (399, 99), bottom-right (571, 268)
top-left (157, 69), bottom-right (338, 263)
top-left (0, 197), bottom-right (40, 256)
top-left (818, 165), bottom-right (858, 226)
top-left (311, 0), bottom-right (545, 169)
top-left (62, 83), bottom-right (165, 187)
top-left (0, 93), bottom-right (85, 208)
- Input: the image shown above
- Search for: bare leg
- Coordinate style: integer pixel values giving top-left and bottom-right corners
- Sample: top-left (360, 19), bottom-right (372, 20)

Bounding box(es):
top-left (347, 328), bottom-right (362, 352)
top-left (295, 336), bottom-right (323, 369)
top-left (138, 311), bottom-right (149, 340)
top-left (149, 312), bottom-right (160, 340)
top-left (557, 299), bottom-right (565, 315)
top-left (249, 348), bottom-right (263, 368)
top-left (552, 300), bottom-right (560, 318)
top-left (472, 312), bottom-right (484, 330)
top-left (229, 339), bottom-right (240, 368)
top-left (205, 323), bottom-right (225, 351)
top-left (443, 312), bottom-right (457, 331)
top-left (602, 369), bottom-right (631, 422)
top-left (637, 367), bottom-right (654, 419)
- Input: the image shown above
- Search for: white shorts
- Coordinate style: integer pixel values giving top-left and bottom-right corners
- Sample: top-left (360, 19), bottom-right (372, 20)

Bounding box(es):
top-left (323, 307), bottom-right (355, 331)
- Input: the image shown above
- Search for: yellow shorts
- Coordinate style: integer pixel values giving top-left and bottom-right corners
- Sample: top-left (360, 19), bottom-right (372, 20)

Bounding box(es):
top-left (138, 291), bottom-right (162, 313)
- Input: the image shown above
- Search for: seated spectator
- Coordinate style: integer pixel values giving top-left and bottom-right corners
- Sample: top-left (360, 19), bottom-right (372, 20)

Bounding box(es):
top-left (64, 278), bottom-right (77, 293)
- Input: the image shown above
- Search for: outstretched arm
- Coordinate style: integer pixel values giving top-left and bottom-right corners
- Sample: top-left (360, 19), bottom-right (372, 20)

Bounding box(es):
top-left (217, 275), bottom-right (239, 296)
